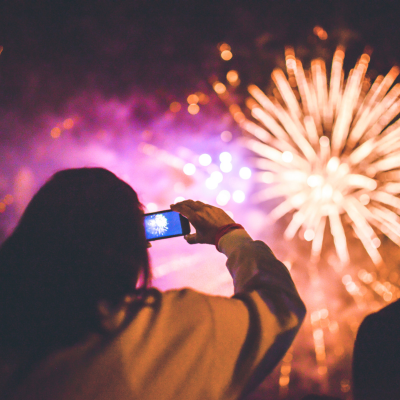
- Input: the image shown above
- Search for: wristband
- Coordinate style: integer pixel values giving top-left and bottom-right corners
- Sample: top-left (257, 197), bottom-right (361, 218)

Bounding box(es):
top-left (214, 223), bottom-right (244, 252)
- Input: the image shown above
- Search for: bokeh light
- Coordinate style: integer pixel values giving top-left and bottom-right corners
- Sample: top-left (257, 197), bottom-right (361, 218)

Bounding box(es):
top-left (210, 171), bottom-right (223, 183)
top-left (220, 131), bottom-right (232, 142)
top-left (187, 104), bottom-right (200, 115)
top-left (226, 70), bottom-right (239, 85)
top-left (63, 118), bottom-right (74, 129)
top-left (216, 190), bottom-right (231, 206)
top-left (199, 153), bottom-right (212, 166)
top-left (221, 50), bottom-right (233, 61)
top-left (51, 127), bottom-right (61, 138)
top-left (187, 94), bottom-right (199, 104)
top-left (213, 82), bottom-right (227, 94)
top-left (183, 163), bottom-right (196, 175)
top-left (219, 151), bottom-right (232, 163)
top-left (239, 167), bottom-right (252, 179)
top-left (146, 202), bottom-right (158, 212)
top-left (232, 190), bottom-right (245, 203)
top-left (170, 102), bottom-right (181, 112)
top-left (220, 162), bottom-right (233, 173)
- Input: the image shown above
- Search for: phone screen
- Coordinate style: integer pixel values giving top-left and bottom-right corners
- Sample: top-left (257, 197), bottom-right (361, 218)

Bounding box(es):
top-left (144, 210), bottom-right (190, 241)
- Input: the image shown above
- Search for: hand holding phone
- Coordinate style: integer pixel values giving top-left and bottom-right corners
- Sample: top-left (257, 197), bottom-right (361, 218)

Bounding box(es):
top-left (144, 209), bottom-right (190, 241)
top-left (170, 200), bottom-right (235, 245)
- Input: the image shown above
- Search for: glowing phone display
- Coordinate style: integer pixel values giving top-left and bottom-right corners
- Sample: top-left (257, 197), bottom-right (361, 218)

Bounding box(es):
top-left (144, 210), bottom-right (190, 241)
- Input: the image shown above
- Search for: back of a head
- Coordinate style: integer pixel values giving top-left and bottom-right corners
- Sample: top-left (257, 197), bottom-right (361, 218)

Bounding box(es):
top-left (352, 300), bottom-right (400, 400)
top-left (0, 168), bottom-right (150, 352)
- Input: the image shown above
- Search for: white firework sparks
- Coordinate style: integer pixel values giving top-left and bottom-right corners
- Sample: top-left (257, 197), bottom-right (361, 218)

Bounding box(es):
top-left (147, 214), bottom-right (169, 236)
top-left (235, 47), bottom-right (400, 266)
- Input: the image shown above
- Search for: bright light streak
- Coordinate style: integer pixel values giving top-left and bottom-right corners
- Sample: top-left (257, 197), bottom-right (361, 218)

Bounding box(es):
top-left (319, 136), bottom-right (330, 147)
top-left (216, 190), bottom-right (231, 206)
top-left (239, 167), bottom-right (252, 179)
top-left (241, 47), bottom-right (400, 265)
top-left (220, 162), bottom-right (233, 173)
top-left (307, 175), bottom-right (323, 188)
top-left (261, 171), bottom-right (274, 183)
top-left (183, 163), bottom-right (196, 175)
top-left (199, 153), bottom-right (212, 166)
top-left (282, 151), bottom-right (293, 163)
top-left (304, 229), bottom-right (315, 241)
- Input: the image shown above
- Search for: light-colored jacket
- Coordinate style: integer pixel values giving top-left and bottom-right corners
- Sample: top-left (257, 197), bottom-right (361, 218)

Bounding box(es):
top-left (4, 229), bottom-right (306, 400)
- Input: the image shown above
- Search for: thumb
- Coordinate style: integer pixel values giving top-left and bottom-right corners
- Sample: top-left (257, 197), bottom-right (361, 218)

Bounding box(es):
top-left (184, 233), bottom-right (198, 244)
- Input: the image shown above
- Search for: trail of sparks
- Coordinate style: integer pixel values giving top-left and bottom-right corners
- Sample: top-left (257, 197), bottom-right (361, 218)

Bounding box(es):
top-left (234, 47), bottom-right (400, 267)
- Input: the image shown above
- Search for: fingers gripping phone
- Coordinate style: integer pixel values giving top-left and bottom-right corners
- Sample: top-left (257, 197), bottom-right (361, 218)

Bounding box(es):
top-left (144, 209), bottom-right (190, 241)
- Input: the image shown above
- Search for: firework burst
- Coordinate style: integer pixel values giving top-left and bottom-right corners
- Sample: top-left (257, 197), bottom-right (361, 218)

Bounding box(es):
top-left (233, 47), bottom-right (400, 267)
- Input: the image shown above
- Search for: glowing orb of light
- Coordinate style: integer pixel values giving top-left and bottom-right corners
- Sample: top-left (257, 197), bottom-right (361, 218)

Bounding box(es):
top-left (169, 102), bottom-right (181, 113)
top-left (304, 229), bottom-right (315, 241)
top-left (51, 127), bottom-right (61, 139)
top-left (237, 46), bottom-right (400, 267)
top-left (261, 172), bottom-right (274, 184)
top-left (239, 167), bottom-right (252, 180)
top-left (174, 196), bottom-right (185, 203)
top-left (227, 70), bottom-right (239, 84)
top-left (187, 104), bottom-right (200, 115)
top-left (221, 50), bottom-right (233, 61)
top-left (210, 171), bottom-right (223, 183)
top-left (220, 162), bottom-right (233, 173)
top-left (183, 163), bottom-right (196, 175)
top-left (233, 190), bottom-right (245, 203)
top-left (216, 190), bottom-right (231, 206)
top-left (219, 152), bottom-right (232, 163)
top-left (187, 94), bottom-right (199, 104)
top-left (205, 178), bottom-right (218, 190)
top-left (199, 153), bottom-right (212, 166)
top-left (282, 151), bottom-right (293, 163)
top-left (146, 202), bottom-right (158, 212)
top-left (221, 131), bottom-right (232, 142)
top-left (213, 82), bottom-right (227, 94)
top-left (307, 175), bottom-right (323, 188)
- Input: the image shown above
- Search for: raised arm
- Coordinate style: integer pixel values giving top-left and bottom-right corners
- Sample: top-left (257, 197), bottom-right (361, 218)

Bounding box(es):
top-left (171, 200), bottom-right (306, 398)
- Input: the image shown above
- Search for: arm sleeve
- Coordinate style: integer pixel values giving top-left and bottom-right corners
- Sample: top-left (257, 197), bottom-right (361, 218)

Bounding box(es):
top-left (216, 229), bottom-right (306, 398)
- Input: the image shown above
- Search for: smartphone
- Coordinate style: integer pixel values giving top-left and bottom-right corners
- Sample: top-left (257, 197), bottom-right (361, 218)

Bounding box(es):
top-left (144, 209), bottom-right (191, 241)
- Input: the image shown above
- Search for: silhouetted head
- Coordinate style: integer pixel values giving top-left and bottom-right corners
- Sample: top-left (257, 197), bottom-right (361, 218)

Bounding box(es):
top-left (0, 167), bottom-right (150, 351)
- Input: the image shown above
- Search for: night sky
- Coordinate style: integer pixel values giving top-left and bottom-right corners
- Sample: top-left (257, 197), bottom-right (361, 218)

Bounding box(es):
top-left (1, 1), bottom-right (400, 399)
top-left (1, 0), bottom-right (400, 129)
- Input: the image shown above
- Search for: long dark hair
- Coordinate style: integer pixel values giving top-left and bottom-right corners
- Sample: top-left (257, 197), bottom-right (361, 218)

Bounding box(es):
top-left (0, 168), bottom-right (151, 352)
